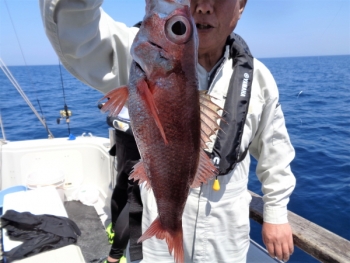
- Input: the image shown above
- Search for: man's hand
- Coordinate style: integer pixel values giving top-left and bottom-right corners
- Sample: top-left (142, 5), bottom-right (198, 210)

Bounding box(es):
top-left (262, 222), bottom-right (294, 262)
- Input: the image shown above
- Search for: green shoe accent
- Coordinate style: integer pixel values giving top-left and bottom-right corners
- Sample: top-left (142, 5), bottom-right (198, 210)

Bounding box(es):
top-left (102, 256), bottom-right (126, 263)
top-left (106, 222), bottom-right (115, 244)
top-left (119, 256), bottom-right (126, 263)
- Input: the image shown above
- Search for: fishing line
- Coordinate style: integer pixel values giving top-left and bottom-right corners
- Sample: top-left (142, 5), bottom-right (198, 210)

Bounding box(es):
top-left (57, 60), bottom-right (72, 136)
top-left (0, 109), bottom-right (4, 190)
top-left (313, 1), bottom-right (347, 67)
top-left (3, 0), bottom-right (52, 137)
top-left (0, 58), bottom-right (54, 138)
top-left (0, 109), bottom-right (6, 141)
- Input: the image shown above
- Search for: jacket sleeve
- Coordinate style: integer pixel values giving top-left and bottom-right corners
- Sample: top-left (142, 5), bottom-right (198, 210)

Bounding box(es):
top-left (39, 0), bottom-right (139, 94)
top-left (249, 59), bottom-right (296, 224)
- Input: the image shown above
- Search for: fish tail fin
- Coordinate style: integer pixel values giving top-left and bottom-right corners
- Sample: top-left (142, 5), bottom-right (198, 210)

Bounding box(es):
top-left (138, 217), bottom-right (184, 263)
top-left (137, 79), bottom-right (168, 145)
top-left (100, 86), bottom-right (129, 117)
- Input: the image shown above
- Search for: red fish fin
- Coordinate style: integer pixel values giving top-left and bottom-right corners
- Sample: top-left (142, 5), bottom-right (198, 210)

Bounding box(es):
top-left (129, 161), bottom-right (152, 190)
top-left (138, 217), bottom-right (184, 263)
top-left (100, 86), bottom-right (129, 117)
top-left (191, 150), bottom-right (218, 188)
top-left (137, 79), bottom-right (168, 145)
top-left (199, 90), bottom-right (225, 150)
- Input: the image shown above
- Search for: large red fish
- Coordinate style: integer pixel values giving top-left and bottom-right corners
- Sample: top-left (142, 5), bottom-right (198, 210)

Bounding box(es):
top-left (101, 0), bottom-right (221, 262)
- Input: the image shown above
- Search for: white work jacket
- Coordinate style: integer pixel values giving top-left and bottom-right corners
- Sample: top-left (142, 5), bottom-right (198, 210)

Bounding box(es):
top-left (40, 0), bottom-right (296, 262)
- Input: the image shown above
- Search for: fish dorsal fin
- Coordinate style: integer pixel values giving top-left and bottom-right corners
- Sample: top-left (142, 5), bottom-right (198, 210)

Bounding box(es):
top-left (190, 91), bottom-right (222, 188)
top-left (199, 91), bottom-right (224, 150)
top-left (100, 86), bottom-right (129, 117)
top-left (191, 150), bottom-right (218, 188)
top-left (137, 79), bottom-right (168, 145)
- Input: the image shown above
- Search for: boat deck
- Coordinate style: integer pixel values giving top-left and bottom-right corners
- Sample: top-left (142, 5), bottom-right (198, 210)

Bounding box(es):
top-left (1, 198), bottom-right (280, 263)
top-left (66, 201), bottom-right (282, 263)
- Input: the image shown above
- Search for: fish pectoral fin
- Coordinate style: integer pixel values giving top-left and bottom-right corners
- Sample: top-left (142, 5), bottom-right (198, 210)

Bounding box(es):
top-left (129, 161), bottom-right (152, 190)
top-left (100, 86), bottom-right (129, 117)
top-left (191, 150), bottom-right (218, 188)
top-left (137, 79), bottom-right (168, 145)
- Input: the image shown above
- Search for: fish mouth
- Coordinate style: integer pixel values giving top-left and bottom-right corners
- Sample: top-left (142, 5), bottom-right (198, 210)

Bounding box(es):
top-left (148, 41), bottom-right (170, 61)
top-left (133, 40), bottom-right (171, 77)
top-left (133, 61), bottom-right (147, 78)
top-left (196, 23), bottom-right (213, 30)
top-left (149, 41), bottom-right (163, 50)
top-left (135, 62), bottom-right (145, 73)
top-left (135, 40), bottom-right (165, 71)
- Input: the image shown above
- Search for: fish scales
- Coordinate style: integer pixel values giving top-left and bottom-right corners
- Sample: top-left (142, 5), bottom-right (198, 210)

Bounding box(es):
top-left (128, 65), bottom-right (200, 230)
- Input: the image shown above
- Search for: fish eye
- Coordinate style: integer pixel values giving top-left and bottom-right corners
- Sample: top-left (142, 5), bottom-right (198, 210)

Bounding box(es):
top-left (172, 21), bottom-right (187, 35)
top-left (165, 16), bottom-right (192, 44)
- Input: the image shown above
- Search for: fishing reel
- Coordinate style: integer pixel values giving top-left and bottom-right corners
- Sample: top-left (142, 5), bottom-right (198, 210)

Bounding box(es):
top-left (57, 105), bottom-right (72, 124)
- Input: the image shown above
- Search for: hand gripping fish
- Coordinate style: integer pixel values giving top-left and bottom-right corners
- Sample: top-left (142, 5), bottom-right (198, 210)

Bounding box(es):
top-left (101, 0), bottom-right (222, 262)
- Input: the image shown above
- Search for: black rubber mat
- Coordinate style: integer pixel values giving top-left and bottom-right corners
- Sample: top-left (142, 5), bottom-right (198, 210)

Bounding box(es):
top-left (64, 201), bottom-right (110, 263)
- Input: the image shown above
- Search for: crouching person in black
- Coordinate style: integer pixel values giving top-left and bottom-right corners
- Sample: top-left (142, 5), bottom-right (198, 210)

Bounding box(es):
top-left (106, 114), bottom-right (142, 263)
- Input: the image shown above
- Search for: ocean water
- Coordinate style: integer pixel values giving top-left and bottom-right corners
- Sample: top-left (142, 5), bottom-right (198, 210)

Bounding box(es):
top-left (248, 55), bottom-right (350, 262)
top-left (1, 55), bottom-right (349, 263)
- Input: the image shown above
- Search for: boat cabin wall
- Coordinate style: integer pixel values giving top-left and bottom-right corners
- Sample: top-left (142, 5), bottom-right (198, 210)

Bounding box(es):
top-left (1, 137), bottom-right (113, 204)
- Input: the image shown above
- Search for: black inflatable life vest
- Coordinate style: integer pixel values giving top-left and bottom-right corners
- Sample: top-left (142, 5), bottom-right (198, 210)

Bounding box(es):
top-left (210, 33), bottom-right (253, 175)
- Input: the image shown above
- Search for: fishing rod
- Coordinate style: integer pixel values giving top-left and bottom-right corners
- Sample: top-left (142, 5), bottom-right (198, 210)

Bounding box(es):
top-left (0, 109), bottom-right (6, 141)
top-left (2, 0), bottom-right (54, 139)
top-left (56, 61), bottom-right (73, 137)
top-left (0, 58), bottom-right (55, 138)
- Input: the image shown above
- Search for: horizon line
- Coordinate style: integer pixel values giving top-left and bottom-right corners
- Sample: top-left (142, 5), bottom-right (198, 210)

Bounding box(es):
top-left (3, 54), bottom-right (350, 67)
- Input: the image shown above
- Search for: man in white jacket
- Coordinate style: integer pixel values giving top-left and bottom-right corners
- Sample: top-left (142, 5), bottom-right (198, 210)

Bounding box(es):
top-left (40, 0), bottom-right (296, 262)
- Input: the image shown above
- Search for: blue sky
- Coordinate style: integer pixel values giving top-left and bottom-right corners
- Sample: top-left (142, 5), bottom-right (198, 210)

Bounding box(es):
top-left (0, 0), bottom-right (349, 66)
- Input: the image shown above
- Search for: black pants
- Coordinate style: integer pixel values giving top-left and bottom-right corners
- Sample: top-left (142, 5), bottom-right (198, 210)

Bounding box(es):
top-left (109, 130), bottom-right (142, 260)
